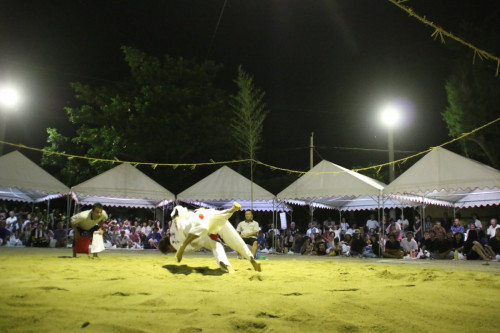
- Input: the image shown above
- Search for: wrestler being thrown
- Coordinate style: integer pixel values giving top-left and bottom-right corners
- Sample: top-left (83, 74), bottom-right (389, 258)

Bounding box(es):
top-left (159, 202), bottom-right (261, 272)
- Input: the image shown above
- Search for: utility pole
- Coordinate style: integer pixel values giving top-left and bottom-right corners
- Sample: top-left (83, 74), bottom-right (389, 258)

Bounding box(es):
top-left (309, 132), bottom-right (314, 223)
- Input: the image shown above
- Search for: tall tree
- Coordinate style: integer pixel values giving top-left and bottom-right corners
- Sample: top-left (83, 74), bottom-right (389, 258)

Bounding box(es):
top-left (441, 3), bottom-right (500, 169)
top-left (230, 66), bottom-right (269, 204)
top-left (442, 62), bottom-right (500, 168)
top-left (42, 46), bottom-right (233, 189)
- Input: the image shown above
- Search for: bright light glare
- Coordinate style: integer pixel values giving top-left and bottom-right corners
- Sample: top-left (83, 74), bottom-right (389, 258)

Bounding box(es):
top-left (380, 104), bottom-right (400, 127)
top-left (0, 87), bottom-right (20, 107)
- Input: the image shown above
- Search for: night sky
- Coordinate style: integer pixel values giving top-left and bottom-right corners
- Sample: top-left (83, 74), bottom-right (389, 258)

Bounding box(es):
top-left (0, 0), bottom-right (493, 177)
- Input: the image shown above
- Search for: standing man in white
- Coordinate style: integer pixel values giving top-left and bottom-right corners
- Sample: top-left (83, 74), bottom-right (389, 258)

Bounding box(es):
top-left (160, 202), bottom-right (261, 272)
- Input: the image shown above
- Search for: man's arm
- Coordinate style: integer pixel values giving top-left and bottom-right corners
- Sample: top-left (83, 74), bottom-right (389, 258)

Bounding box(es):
top-left (175, 233), bottom-right (199, 263)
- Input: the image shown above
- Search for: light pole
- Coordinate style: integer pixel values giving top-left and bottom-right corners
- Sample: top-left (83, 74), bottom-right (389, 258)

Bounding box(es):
top-left (0, 86), bottom-right (20, 156)
top-left (380, 104), bottom-right (400, 183)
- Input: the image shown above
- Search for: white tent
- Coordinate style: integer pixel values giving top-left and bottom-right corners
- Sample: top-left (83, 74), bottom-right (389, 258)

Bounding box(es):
top-left (383, 147), bottom-right (500, 208)
top-left (71, 163), bottom-right (175, 208)
top-left (0, 150), bottom-right (69, 203)
top-left (277, 160), bottom-right (413, 211)
top-left (176, 165), bottom-right (290, 212)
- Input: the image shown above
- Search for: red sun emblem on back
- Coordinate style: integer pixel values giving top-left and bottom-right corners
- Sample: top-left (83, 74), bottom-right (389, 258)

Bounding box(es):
top-left (199, 213), bottom-right (204, 219)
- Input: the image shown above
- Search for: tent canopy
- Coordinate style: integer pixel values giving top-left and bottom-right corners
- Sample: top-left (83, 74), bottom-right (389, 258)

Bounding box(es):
top-left (277, 160), bottom-right (413, 211)
top-left (383, 147), bottom-right (500, 208)
top-left (71, 163), bottom-right (175, 208)
top-left (176, 166), bottom-right (289, 211)
top-left (0, 150), bottom-right (69, 203)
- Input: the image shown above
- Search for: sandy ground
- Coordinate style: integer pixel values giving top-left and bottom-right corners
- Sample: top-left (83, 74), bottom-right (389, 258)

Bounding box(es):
top-left (0, 248), bottom-right (499, 333)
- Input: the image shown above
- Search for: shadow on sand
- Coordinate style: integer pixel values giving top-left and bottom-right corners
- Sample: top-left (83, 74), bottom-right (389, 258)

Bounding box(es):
top-left (163, 264), bottom-right (225, 276)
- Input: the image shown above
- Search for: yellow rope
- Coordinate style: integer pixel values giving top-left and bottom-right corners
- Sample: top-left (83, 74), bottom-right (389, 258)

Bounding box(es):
top-left (1, 117), bottom-right (498, 176)
top-left (387, 0), bottom-right (500, 75)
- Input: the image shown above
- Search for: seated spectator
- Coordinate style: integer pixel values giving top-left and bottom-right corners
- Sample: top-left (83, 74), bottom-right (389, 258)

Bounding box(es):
top-left (21, 223), bottom-right (33, 246)
top-left (283, 229), bottom-right (294, 251)
top-left (326, 236), bottom-right (339, 255)
top-left (421, 230), bottom-right (436, 256)
top-left (450, 218), bottom-right (465, 235)
top-left (306, 222), bottom-right (319, 237)
top-left (115, 230), bottom-right (130, 248)
top-left (340, 217), bottom-right (349, 233)
top-left (331, 225), bottom-right (341, 240)
top-left (385, 218), bottom-right (401, 240)
top-left (288, 221), bottom-right (300, 236)
top-left (127, 226), bottom-right (142, 249)
top-left (400, 231), bottom-right (418, 256)
top-left (147, 227), bottom-right (162, 249)
top-left (478, 230), bottom-right (496, 259)
top-left (5, 210), bottom-right (17, 232)
top-left (257, 231), bottom-right (266, 250)
top-left (53, 222), bottom-right (68, 248)
top-left (382, 234), bottom-right (403, 259)
top-left (472, 214), bottom-right (482, 230)
top-left (486, 218), bottom-right (499, 239)
top-left (488, 228), bottom-right (500, 257)
top-left (397, 214), bottom-right (409, 232)
top-left (313, 240), bottom-right (327, 255)
top-left (340, 233), bottom-right (352, 255)
top-left (350, 230), bottom-right (366, 256)
top-left (300, 237), bottom-right (313, 255)
top-left (464, 229), bottom-right (491, 261)
top-left (102, 225), bottom-right (115, 248)
top-left (345, 225), bottom-right (355, 236)
top-left (31, 221), bottom-right (50, 247)
top-left (465, 223), bottom-right (476, 241)
top-left (433, 221), bottom-right (447, 236)
top-left (291, 233), bottom-right (304, 254)
top-left (451, 232), bottom-right (465, 254)
top-left (366, 213), bottom-right (379, 232)
top-left (363, 234), bottom-right (382, 258)
top-left (432, 232), bottom-right (454, 259)
top-left (7, 231), bottom-right (23, 246)
top-left (0, 221), bottom-right (11, 245)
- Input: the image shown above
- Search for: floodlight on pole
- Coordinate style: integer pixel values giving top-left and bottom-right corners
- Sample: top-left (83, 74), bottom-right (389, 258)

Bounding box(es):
top-left (0, 87), bottom-right (20, 108)
top-left (380, 103), bottom-right (401, 183)
top-left (0, 86), bottom-right (21, 156)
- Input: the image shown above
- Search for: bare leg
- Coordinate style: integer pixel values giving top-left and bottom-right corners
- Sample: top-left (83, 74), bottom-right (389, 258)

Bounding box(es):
top-left (251, 240), bottom-right (258, 257)
top-left (250, 257), bottom-right (261, 272)
top-left (472, 243), bottom-right (490, 261)
top-left (484, 246), bottom-right (495, 259)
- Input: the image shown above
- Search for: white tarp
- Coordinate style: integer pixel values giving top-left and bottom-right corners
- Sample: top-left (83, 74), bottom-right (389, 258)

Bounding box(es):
top-left (383, 147), bottom-right (500, 208)
top-left (71, 163), bottom-right (175, 208)
top-left (0, 150), bottom-right (69, 203)
top-left (176, 166), bottom-right (289, 211)
top-left (277, 160), bottom-right (414, 211)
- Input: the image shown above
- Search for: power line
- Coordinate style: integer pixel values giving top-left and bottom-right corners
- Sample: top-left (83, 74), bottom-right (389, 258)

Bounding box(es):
top-left (207, 0), bottom-right (228, 57)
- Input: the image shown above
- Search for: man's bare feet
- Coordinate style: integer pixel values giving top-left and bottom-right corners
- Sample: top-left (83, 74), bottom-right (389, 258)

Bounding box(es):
top-left (228, 202), bottom-right (241, 214)
top-left (219, 261), bottom-right (234, 273)
top-left (250, 257), bottom-right (261, 272)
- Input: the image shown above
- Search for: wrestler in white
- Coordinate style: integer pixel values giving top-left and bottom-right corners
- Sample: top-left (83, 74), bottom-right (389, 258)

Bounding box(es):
top-left (159, 202), bottom-right (261, 272)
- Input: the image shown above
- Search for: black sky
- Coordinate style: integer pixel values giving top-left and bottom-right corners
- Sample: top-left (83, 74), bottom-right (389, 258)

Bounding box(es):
top-left (0, 0), bottom-right (493, 176)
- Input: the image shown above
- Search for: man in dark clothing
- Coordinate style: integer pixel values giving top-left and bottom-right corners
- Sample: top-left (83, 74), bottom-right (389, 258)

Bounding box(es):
top-left (382, 234), bottom-right (403, 259)
top-left (432, 232), bottom-right (454, 259)
top-left (350, 230), bottom-right (367, 256)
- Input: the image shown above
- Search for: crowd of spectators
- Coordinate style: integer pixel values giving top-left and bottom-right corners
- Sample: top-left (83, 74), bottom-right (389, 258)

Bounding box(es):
top-left (1, 203), bottom-right (499, 262)
top-left (257, 213), bottom-right (500, 262)
top-left (0, 203), bottom-right (166, 250)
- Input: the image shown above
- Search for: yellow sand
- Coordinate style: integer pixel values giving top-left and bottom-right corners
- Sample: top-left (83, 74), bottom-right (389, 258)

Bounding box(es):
top-left (0, 248), bottom-right (499, 333)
